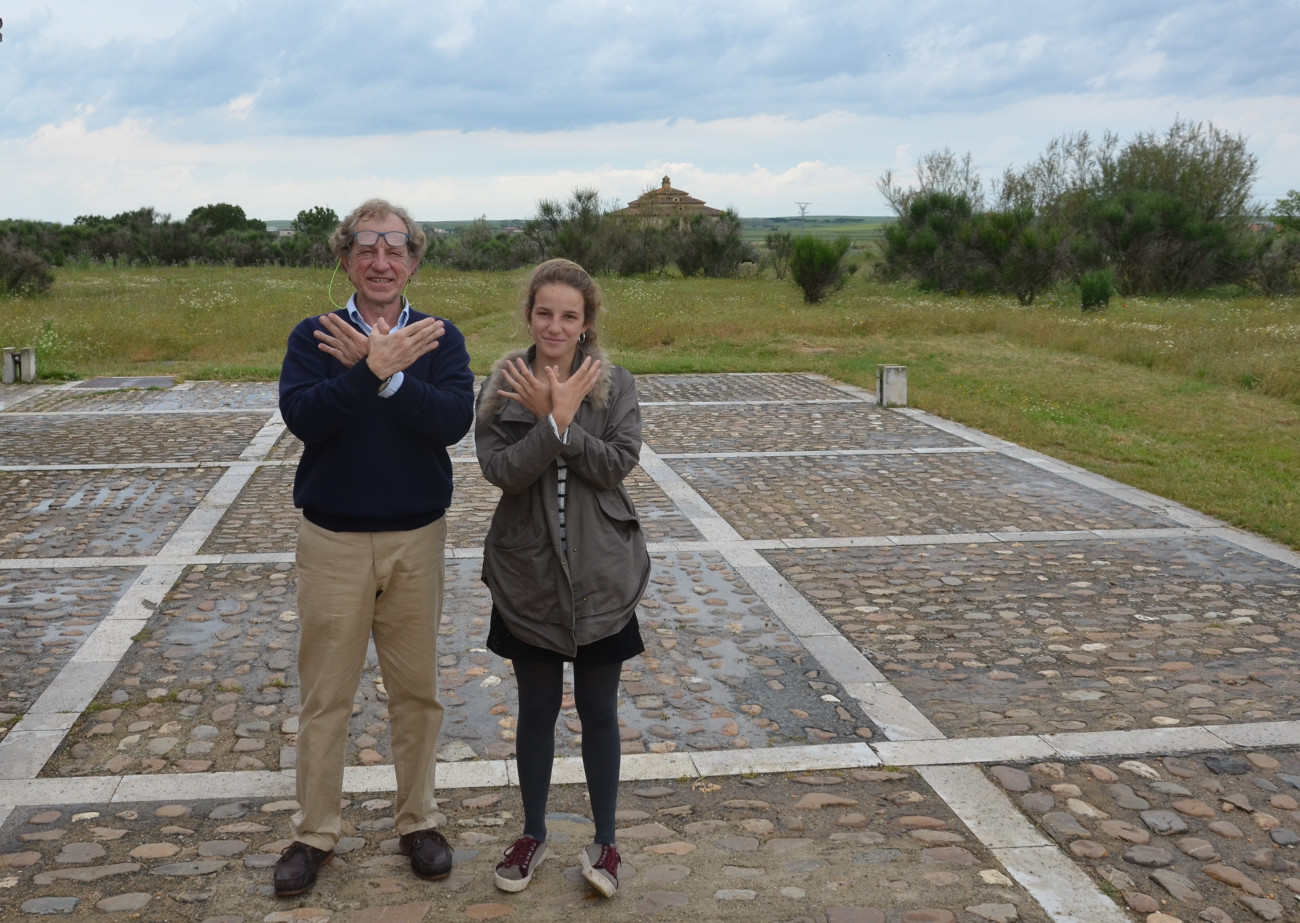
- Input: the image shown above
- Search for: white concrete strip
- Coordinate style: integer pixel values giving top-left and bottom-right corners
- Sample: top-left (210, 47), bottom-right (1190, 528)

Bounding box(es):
top-left (0, 805), bottom-right (12, 829)
top-left (807, 376), bottom-right (876, 402)
top-left (240, 412), bottom-right (286, 461)
top-left (913, 446), bottom-right (995, 454)
top-left (1205, 720), bottom-right (1300, 749)
top-left (917, 765), bottom-right (1052, 849)
top-left (0, 460), bottom-right (297, 473)
top-left (873, 736), bottom-right (1057, 767)
top-left (507, 756), bottom-right (588, 787)
top-left (104, 564), bottom-right (188, 622)
top-left (730, 566), bottom-right (844, 638)
top-left (114, 770), bottom-right (295, 802)
top-left (1212, 527), bottom-right (1300, 568)
top-left (69, 619), bottom-right (151, 662)
top-left (641, 399), bottom-right (863, 407)
top-left (3, 713), bottom-right (78, 732)
top-left (800, 634), bottom-right (887, 684)
top-left (691, 743), bottom-right (878, 776)
top-left (990, 530), bottom-right (1100, 543)
top-left (714, 545), bottom-right (769, 568)
top-left (221, 552), bottom-right (298, 565)
top-left (0, 386), bottom-right (51, 412)
top-left (344, 765), bottom-right (397, 792)
top-left (5, 408), bottom-right (278, 416)
top-left (637, 445), bottom-right (744, 544)
top-left (446, 547), bottom-right (485, 561)
top-left (0, 463), bottom-right (204, 472)
top-left (650, 448), bottom-right (990, 460)
top-left (840, 682), bottom-right (945, 742)
top-left (159, 462), bottom-right (262, 556)
top-left (1155, 505), bottom-right (1224, 528)
top-left (622, 752), bottom-right (699, 781)
top-left (437, 760), bottom-right (512, 790)
top-left (890, 532), bottom-right (993, 546)
top-left (0, 730), bottom-right (76, 779)
top-left (27, 661), bottom-right (119, 714)
top-left (781, 536), bottom-right (896, 549)
top-left (1, 777), bottom-right (121, 807)
top-left (894, 408), bottom-right (1015, 449)
top-left (0, 525), bottom-right (1246, 574)
top-left (1092, 527), bottom-right (1209, 540)
top-left (993, 845), bottom-right (1133, 923)
top-left (0, 557), bottom-right (216, 570)
top-left (1042, 726), bottom-right (1233, 760)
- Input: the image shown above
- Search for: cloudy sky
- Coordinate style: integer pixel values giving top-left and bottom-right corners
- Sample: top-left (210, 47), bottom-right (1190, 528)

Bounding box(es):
top-left (3, 1), bottom-right (1298, 222)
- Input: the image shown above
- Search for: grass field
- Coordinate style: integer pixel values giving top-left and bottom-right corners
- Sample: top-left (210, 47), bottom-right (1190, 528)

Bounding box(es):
top-left (741, 215), bottom-right (890, 244)
top-left (3, 263), bottom-right (1298, 551)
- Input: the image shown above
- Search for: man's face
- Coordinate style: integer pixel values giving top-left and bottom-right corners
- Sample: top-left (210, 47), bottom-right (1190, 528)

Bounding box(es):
top-left (343, 213), bottom-right (415, 314)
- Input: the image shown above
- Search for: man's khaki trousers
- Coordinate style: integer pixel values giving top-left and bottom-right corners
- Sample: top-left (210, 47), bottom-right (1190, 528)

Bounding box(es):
top-left (291, 516), bottom-right (446, 851)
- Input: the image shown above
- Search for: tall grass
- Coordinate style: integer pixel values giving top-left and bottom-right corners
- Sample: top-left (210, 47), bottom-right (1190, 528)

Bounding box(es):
top-left (3, 264), bottom-right (1298, 549)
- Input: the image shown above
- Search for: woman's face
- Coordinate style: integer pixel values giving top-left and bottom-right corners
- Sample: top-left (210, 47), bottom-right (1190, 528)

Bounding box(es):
top-left (528, 283), bottom-right (589, 368)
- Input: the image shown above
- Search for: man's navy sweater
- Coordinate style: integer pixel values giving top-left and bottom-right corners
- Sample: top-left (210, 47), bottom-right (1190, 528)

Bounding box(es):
top-left (278, 308), bottom-right (475, 532)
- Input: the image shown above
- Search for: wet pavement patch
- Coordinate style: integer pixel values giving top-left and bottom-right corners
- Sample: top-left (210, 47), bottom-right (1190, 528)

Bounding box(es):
top-left (989, 750), bottom-right (1300, 923)
top-left (765, 536), bottom-right (1300, 737)
top-left (0, 468), bottom-right (223, 559)
top-left (46, 551), bottom-right (875, 778)
top-left (668, 452), bottom-right (1176, 541)
top-left (642, 402), bottom-right (970, 454)
top-left (0, 413), bottom-right (274, 465)
top-left (638, 373), bottom-right (855, 403)
top-left (0, 568), bottom-right (142, 718)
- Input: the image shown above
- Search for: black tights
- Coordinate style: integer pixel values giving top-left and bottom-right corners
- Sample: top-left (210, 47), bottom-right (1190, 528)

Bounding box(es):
top-left (512, 659), bottom-right (623, 845)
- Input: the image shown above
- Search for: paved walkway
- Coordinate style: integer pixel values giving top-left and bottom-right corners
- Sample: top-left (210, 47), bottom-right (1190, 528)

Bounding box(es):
top-left (1, 374), bottom-right (1298, 922)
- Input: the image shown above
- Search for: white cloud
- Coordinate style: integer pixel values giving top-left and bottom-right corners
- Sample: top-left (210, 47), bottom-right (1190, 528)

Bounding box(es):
top-left (228, 94), bottom-right (258, 120)
top-left (2, 1), bottom-right (1298, 220)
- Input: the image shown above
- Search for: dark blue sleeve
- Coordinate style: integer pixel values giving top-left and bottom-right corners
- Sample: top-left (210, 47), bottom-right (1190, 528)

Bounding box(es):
top-left (384, 319), bottom-right (475, 448)
top-left (278, 313), bottom-right (384, 444)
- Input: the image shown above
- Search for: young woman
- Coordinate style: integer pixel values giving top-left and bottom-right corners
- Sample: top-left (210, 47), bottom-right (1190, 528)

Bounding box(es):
top-left (475, 258), bottom-right (650, 897)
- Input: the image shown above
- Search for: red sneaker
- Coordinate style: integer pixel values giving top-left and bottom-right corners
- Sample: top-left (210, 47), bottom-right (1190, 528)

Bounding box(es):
top-left (581, 842), bottom-right (620, 897)
top-left (495, 835), bottom-right (546, 892)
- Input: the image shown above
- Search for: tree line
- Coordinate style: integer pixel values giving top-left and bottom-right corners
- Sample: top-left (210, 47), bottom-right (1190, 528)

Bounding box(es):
top-left (875, 118), bottom-right (1300, 304)
top-left (0, 193), bottom-right (761, 296)
top-left (2, 116), bottom-right (1298, 303)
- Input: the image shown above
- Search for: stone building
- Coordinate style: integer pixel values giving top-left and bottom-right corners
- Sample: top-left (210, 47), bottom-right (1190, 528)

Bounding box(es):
top-left (612, 176), bottom-right (724, 219)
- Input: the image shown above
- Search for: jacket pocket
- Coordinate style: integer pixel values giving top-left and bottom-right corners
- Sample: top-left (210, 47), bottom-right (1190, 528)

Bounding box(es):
top-left (493, 517), bottom-right (548, 551)
top-left (596, 489), bottom-right (641, 534)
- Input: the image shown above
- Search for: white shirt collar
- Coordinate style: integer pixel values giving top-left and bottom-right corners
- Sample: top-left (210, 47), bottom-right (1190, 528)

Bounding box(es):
top-left (345, 295), bottom-right (410, 335)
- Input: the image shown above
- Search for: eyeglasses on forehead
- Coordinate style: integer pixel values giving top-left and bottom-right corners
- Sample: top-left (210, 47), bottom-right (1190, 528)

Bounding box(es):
top-left (350, 230), bottom-right (410, 248)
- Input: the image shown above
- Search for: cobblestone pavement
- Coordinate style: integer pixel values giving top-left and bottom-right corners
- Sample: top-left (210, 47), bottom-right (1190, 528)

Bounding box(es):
top-left (2, 374), bottom-right (1299, 923)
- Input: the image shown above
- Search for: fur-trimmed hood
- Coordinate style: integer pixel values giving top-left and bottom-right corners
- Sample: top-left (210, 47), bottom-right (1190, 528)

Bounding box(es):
top-left (476, 344), bottom-right (612, 425)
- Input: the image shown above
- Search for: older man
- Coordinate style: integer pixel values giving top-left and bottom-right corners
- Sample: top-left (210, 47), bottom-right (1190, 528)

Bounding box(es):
top-left (276, 199), bottom-right (474, 897)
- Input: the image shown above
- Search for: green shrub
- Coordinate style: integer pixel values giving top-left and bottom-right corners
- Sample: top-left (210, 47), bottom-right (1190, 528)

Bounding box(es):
top-left (789, 235), bottom-right (853, 303)
top-left (1237, 230), bottom-right (1300, 296)
top-left (763, 231), bottom-right (793, 279)
top-left (674, 209), bottom-right (753, 278)
top-left (1079, 268), bottom-right (1113, 311)
top-left (0, 241), bottom-right (55, 295)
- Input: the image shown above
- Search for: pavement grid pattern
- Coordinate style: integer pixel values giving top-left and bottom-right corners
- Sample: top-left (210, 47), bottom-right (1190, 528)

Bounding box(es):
top-left (1, 374), bottom-right (1299, 923)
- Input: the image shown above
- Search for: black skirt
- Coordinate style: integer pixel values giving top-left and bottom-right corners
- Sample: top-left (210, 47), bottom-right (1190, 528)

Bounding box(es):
top-left (486, 605), bottom-right (645, 665)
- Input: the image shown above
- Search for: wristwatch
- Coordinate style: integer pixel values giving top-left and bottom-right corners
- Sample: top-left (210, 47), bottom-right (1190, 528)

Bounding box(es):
top-left (377, 375), bottom-right (394, 393)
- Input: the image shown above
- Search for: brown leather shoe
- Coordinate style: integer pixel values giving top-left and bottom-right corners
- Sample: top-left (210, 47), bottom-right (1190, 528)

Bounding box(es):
top-left (399, 827), bottom-right (453, 880)
top-left (273, 841), bottom-right (333, 897)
